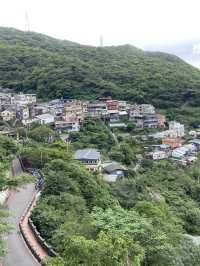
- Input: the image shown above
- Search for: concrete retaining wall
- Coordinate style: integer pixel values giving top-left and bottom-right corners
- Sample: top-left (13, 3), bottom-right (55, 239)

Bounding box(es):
top-left (28, 218), bottom-right (57, 257)
top-left (19, 192), bottom-right (57, 264)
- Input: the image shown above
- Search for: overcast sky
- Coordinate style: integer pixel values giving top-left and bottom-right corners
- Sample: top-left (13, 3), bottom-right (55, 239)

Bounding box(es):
top-left (0, 0), bottom-right (200, 66)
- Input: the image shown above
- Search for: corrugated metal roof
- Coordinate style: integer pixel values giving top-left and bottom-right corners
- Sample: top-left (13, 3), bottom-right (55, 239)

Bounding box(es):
top-left (189, 139), bottom-right (200, 145)
top-left (36, 113), bottom-right (54, 120)
top-left (74, 149), bottom-right (100, 160)
top-left (103, 162), bottom-right (127, 173)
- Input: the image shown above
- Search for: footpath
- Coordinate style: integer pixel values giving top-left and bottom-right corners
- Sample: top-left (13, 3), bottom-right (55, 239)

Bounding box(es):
top-left (3, 183), bottom-right (41, 266)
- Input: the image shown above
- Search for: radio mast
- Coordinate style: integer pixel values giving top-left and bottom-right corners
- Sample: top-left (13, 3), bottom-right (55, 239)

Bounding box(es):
top-left (25, 10), bottom-right (30, 32)
top-left (99, 35), bottom-right (104, 47)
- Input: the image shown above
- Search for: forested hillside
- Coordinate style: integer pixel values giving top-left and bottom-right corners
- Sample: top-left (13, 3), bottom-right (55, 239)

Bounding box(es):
top-left (0, 27), bottom-right (200, 108)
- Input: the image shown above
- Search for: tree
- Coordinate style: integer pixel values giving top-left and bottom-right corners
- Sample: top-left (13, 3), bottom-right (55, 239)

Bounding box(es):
top-left (28, 125), bottom-right (55, 143)
top-left (47, 232), bottom-right (144, 266)
top-left (127, 122), bottom-right (136, 133)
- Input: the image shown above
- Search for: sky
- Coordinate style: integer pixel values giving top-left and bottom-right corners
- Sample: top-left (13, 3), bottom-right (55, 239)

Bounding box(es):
top-left (0, 0), bottom-right (200, 67)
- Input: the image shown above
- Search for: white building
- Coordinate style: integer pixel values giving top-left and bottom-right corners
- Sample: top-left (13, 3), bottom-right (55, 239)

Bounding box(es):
top-left (172, 144), bottom-right (196, 159)
top-left (55, 120), bottom-right (80, 132)
top-left (36, 113), bottom-right (55, 125)
top-left (169, 121), bottom-right (185, 138)
top-left (11, 93), bottom-right (36, 106)
top-left (150, 150), bottom-right (169, 160)
top-left (139, 104), bottom-right (155, 114)
top-left (150, 121), bottom-right (185, 139)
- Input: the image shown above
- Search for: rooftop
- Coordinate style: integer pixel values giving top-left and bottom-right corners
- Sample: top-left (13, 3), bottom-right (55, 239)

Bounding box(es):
top-left (102, 161), bottom-right (127, 174)
top-left (74, 148), bottom-right (100, 161)
top-left (36, 113), bottom-right (54, 119)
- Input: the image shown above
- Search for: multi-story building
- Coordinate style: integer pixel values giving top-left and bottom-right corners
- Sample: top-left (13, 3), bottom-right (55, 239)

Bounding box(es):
top-left (162, 138), bottom-right (183, 149)
top-left (30, 104), bottom-right (49, 117)
top-left (64, 101), bottom-right (84, 122)
top-left (55, 120), bottom-right (80, 133)
top-left (1, 108), bottom-right (16, 121)
top-left (143, 114), bottom-right (158, 128)
top-left (0, 93), bottom-right (12, 106)
top-left (86, 102), bottom-right (107, 118)
top-left (128, 106), bottom-right (144, 128)
top-left (138, 104), bottom-right (155, 114)
top-left (157, 114), bottom-right (166, 127)
top-left (106, 100), bottom-right (119, 112)
top-left (11, 93), bottom-right (36, 106)
top-left (16, 106), bottom-right (30, 121)
top-left (169, 121), bottom-right (185, 138)
top-left (118, 101), bottom-right (127, 111)
top-left (149, 150), bottom-right (169, 160)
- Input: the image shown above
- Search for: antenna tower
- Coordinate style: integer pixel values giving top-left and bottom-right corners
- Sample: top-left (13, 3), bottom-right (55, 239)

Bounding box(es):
top-left (100, 35), bottom-right (104, 47)
top-left (25, 10), bottom-right (30, 32)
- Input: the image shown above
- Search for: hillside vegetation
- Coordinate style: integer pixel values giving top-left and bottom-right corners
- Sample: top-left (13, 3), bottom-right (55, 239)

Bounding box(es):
top-left (0, 27), bottom-right (200, 107)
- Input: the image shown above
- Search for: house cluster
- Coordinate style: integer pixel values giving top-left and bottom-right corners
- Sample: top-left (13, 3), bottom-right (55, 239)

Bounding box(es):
top-left (147, 121), bottom-right (199, 165)
top-left (1, 92), bottom-right (199, 169)
top-left (0, 92), bottom-right (36, 122)
top-left (0, 93), bottom-right (166, 134)
top-left (86, 98), bottom-right (166, 129)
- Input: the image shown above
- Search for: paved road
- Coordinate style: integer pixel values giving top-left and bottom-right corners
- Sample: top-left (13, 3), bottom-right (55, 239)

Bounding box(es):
top-left (3, 184), bottom-right (39, 266)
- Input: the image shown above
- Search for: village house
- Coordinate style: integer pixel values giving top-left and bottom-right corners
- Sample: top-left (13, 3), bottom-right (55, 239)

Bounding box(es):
top-left (109, 110), bottom-right (120, 123)
top-left (64, 101), bottom-right (84, 122)
top-left (138, 104), bottom-right (155, 114)
top-left (157, 114), bottom-right (166, 127)
top-left (102, 161), bottom-right (127, 182)
top-left (149, 150), bottom-right (169, 160)
top-left (86, 102), bottom-right (107, 118)
top-left (147, 144), bottom-right (171, 160)
top-left (74, 148), bottom-right (101, 172)
top-left (118, 101), bottom-right (127, 111)
top-left (150, 121), bottom-right (185, 139)
top-left (1, 108), bottom-right (16, 121)
top-left (128, 104), bottom-right (158, 128)
top-left (143, 114), bottom-right (158, 128)
top-left (189, 139), bottom-right (200, 150)
top-left (48, 100), bottom-right (64, 117)
top-left (129, 108), bottom-right (144, 128)
top-left (101, 98), bottom-right (119, 112)
top-left (30, 104), bottom-right (49, 117)
top-left (55, 117), bottom-right (80, 133)
top-left (0, 93), bottom-right (12, 106)
top-left (169, 121), bottom-right (185, 138)
top-left (119, 110), bottom-right (128, 120)
top-left (162, 138), bottom-right (183, 149)
top-left (171, 144), bottom-right (197, 161)
top-left (99, 96), bottom-right (119, 111)
top-left (11, 93), bottom-right (36, 106)
top-left (16, 106), bottom-right (30, 121)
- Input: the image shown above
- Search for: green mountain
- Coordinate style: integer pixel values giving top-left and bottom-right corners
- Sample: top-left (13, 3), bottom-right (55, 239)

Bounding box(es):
top-left (0, 27), bottom-right (200, 108)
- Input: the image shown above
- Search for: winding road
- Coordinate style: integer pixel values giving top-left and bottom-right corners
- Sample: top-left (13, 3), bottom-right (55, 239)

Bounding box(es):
top-left (3, 183), bottom-right (39, 266)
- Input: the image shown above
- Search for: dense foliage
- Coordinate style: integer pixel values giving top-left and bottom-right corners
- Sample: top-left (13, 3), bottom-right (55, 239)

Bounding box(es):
top-left (25, 134), bottom-right (200, 265)
top-left (0, 135), bottom-right (18, 257)
top-left (0, 27), bottom-right (200, 108)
